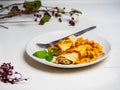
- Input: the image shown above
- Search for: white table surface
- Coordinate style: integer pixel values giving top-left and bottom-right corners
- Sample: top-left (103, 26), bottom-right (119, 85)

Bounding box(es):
top-left (0, 0), bottom-right (120, 90)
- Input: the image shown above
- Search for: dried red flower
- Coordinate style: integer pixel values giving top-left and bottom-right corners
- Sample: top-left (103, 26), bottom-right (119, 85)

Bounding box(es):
top-left (0, 62), bottom-right (28, 84)
top-left (58, 18), bottom-right (62, 22)
top-left (69, 20), bottom-right (75, 26)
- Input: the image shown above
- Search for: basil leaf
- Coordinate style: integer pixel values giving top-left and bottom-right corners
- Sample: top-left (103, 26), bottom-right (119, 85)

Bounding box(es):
top-left (45, 55), bottom-right (53, 61)
top-left (39, 12), bottom-right (51, 25)
top-left (33, 49), bottom-right (54, 61)
top-left (33, 50), bottom-right (48, 58)
top-left (49, 47), bottom-right (59, 55)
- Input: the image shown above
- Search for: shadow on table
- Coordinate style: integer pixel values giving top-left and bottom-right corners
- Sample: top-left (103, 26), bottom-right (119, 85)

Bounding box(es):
top-left (23, 51), bottom-right (107, 74)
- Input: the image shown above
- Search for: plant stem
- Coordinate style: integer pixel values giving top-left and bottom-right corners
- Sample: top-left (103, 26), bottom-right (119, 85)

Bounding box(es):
top-left (0, 3), bottom-right (23, 11)
top-left (0, 13), bottom-right (22, 19)
top-left (0, 25), bottom-right (8, 29)
top-left (41, 5), bottom-right (56, 9)
top-left (0, 20), bottom-right (35, 24)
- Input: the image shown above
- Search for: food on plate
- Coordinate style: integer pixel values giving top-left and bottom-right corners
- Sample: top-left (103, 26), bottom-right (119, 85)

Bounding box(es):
top-left (48, 35), bottom-right (77, 56)
top-left (48, 35), bottom-right (103, 64)
top-left (33, 35), bottom-right (104, 65)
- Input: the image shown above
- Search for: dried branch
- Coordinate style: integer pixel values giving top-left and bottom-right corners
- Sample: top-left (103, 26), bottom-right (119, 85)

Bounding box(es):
top-left (0, 0), bottom-right (82, 26)
top-left (0, 20), bottom-right (35, 24)
top-left (0, 25), bottom-right (8, 29)
top-left (0, 3), bottom-right (23, 11)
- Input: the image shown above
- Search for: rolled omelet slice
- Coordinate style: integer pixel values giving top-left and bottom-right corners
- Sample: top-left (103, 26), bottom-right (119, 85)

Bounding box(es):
top-left (48, 35), bottom-right (77, 56)
top-left (56, 43), bottom-right (103, 64)
top-left (55, 45), bottom-right (90, 64)
top-left (56, 52), bottom-right (79, 64)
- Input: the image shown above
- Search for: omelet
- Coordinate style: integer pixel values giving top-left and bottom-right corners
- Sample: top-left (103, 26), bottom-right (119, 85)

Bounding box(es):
top-left (48, 35), bottom-right (77, 56)
top-left (55, 45), bottom-right (91, 64)
top-left (48, 35), bottom-right (103, 65)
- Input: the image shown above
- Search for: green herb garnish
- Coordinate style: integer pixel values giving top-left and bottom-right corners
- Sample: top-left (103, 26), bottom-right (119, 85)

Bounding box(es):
top-left (33, 49), bottom-right (54, 62)
top-left (45, 55), bottom-right (53, 61)
top-left (33, 50), bottom-right (48, 58)
top-left (49, 47), bottom-right (59, 55)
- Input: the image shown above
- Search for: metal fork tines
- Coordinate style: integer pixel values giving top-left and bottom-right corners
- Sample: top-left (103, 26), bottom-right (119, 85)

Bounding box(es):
top-left (36, 43), bottom-right (50, 48)
top-left (37, 26), bottom-right (96, 48)
top-left (37, 39), bottom-right (61, 48)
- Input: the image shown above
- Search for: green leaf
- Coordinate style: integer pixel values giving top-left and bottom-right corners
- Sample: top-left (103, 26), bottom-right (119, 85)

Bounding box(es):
top-left (39, 12), bottom-right (51, 25)
top-left (8, 6), bottom-right (20, 15)
top-left (49, 47), bottom-right (59, 55)
top-left (23, 0), bottom-right (41, 13)
top-left (71, 8), bottom-right (82, 14)
top-left (33, 49), bottom-right (54, 61)
top-left (45, 55), bottom-right (53, 61)
top-left (55, 7), bottom-right (64, 13)
top-left (33, 50), bottom-right (48, 58)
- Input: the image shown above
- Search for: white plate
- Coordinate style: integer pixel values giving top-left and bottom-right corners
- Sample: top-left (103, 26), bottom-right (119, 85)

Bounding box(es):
top-left (25, 30), bottom-right (111, 68)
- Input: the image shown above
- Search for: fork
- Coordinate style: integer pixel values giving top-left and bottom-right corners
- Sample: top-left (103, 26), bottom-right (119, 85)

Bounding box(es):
top-left (37, 26), bottom-right (96, 48)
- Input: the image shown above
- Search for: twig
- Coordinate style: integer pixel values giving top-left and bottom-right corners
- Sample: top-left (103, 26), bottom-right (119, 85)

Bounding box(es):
top-left (0, 1), bottom-right (81, 26)
top-left (0, 20), bottom-right (35, 29)
top-left (0, 13), bottom-right (22, 19)
top-left (0, 25), bottom-right (8, 29)
top-left (0, 20), bottom-right (35, 24)
top-left (0, 3), bottom-right (23, 11)
top-left (41, 5), bottom-right (56, 9)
